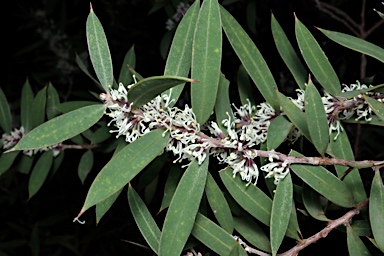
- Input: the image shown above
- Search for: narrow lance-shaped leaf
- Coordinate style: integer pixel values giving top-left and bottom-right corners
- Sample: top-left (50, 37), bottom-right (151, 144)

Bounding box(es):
top-left (191, 0), bottom-right (222, 125)
top-left (363, 94), bottom-right (384, 122)
top-left (220, 167), bottom-right (272, 226)
top-left (78, 150), bottom-right (94, 184)
top-left (31, 86), bottom-right (47, 130)
top-left (28, 151), bottom-right (54, 199)
top-left (163, 0), bottom-right (200, 105)
top-left (0, 88), bottom-right (12, 134)
top-left (205, 172), bottom-right (233, 233)
top-left (128, 76), bottom-right (197, 108)
top-left (46, 83), bottom-right (61, 119)
top-left (277, 91), bottom-right (310, 140)
top-left (21, 79), bottom-right (34, 133)
top-left (86, 5), bottom-right (113, 92)
top-left (96, 188), bottom-right (122, 224)
top-left (75, 53), bottom-right (101, 88)
top-left (305, 82), bottom-right (329, 156)
top-left (159, 158), bottom-right (208, 256)
top-left (118, 45), bottom-right (136, 86)
top-left (318, 28), bottom-right (384, 64)
top-left (369, 170), bottom-right (384, 253)
top-left (271, 14), bottom-right (307, 90)
top-left (347, 225), bottom-right (373, 256)
top-left (270, 173), bottom-right (293, 256)
top-left (191, 213), bottom-right (237, 256)
top-left (128, 185), bottom-right (161, 254)
top-left (233, 214), bottom-right (271, 253)
top-left (11, 104), bottom-right (106, 151)
top-left (77, 129), bottom-right (169, 217)
top-left (267, 115), bottom-right (293, 150)
top-left (0, 151), bottom-right (19, 176)
top-left (290, 151), bottom-right (356, 208)
top-left (302, 183), bottom-right (329, 221)
top-left (295, 16), bottom-right (341, 95)
top-left (215, 73), bottom-right (233, 132)
top-left (327, 128), bottom-right (367, 206)
top-left (220, 5), bottom-right (279, 111)
top-left (237, 64), bottom-right (256, 106)
top-left (159, 165), bottom-right (183, 213)
top-left (339, 83), bottom-right (384, 99)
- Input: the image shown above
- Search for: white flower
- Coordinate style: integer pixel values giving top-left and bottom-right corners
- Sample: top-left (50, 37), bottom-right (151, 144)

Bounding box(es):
top-left (260, 160), bottom-right (290, 184)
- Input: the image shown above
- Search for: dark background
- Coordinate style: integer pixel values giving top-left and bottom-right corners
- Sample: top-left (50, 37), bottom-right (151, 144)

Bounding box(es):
top-left (1, 0), bottom-right (384, 255)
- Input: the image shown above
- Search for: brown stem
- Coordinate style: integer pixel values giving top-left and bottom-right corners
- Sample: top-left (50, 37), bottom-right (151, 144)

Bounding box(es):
top-left (60, 144), bottom-right (100, 150)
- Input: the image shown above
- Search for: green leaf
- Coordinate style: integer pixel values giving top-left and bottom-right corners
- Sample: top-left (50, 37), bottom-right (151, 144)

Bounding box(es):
top-left (277, 91), bottom-right (310, 140)
top-left (305, 83), bottom-right (329, 155)
top-left (339, 83), bottom-right (384, 99)
top-left (163, 0), bottom-right (199, 105)
top-left (290, 152), bottom-right (356, 208)
top-left (128, 185), bottom-right (161, 254)
top-left (57, 101), bottom-right (99, 114)
top-left (295, 16), bottom-right (341, 95)
top-left (270, 173), bottom-right (293, 256)
top-left (191, 213), bottom-right (237, 255)
top-left (46, 83), bottom-right (61, 120)
top-left (28, 151), bottom-right (54, 198)
top-left (78, 129), bottom-right (169, 216)
top-left (159, 158), bottom-right (208, 256)
top-left (31, 86), bottom-right (47, 130)
top-left (205, 172), bottom-right (233, 233)
top-left (191, 0), bottom-right (222, 125)
top-left (75, 53), bottom-right (101, 88)
top-left (220, 167), bottom-right (272, 226)
top-left (302, 183), bottom-right (329, 221)
top-left (0, 151), bottom-right (19, 176)
top-left (17, 154), bottom-right (34, 174)
top-left (78, 150), bottom-right (94, 184)
top-left (86, 6), bottom-right (113, 92)
top-left (327, 128), bottom-right (367, 205)
top-left (363, 95), bottom-right (384, 121)
top-left (128, 76), bottom-right (196, 108)
top-left (237, 64), bottom-right (256, 106)
top-left (233, 214), bottom-right (271, 253)
top-left (90, 123), bottom-right (111, 144)
top-left (347, 225), bottom-right (372, 256)
top-left (21, 79), bottom-right (34, 133)
top-left (319, 28), bottom-right (384, 64)
top-left (369, 170), bottom-right (384, 253)
top-left (118, 45), bottom-right (136, 86)
top-left (342, 115), bottom-right (384, 126)
top-left (271, 14), bottom-right (307, 90)
top-left (221, 5), bottom-right (279, 111)
top-left (0, 88), bottom-right (12, 134)
top-left (215, 73), bottom-right (233, 131)
top-left (95, 188), bottom-right (122, 224)
top-left (159, 165), bottom-right (183, 213)
top-left (267, 115), bottom-right (293, 150)
top-left (374, 8), bottom-right (384, 19)
top-left (12, 104), bottom-right (106, 151)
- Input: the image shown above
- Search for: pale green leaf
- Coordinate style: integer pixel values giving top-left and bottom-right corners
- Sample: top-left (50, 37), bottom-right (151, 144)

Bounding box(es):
top-left (86, 6), bottom-right (113, 92)
top-left (12, 104), bottom-right (106, 151)
top-left (78, 129), bottom-right (169, 215)
top-left (267, 115), bottom-right (293, 150)
top-left (221, 5), bottom-right (279, 111)
top-left (205, 172), bottom-right (233, 233)
top-left (369, 170), bottom-right (384, 252)
top-left (162, 0), bottom-right (200, 106)
top-left (128, 76), bottom-right (196, 108)
top-left (159, 158), bottom-right (208, 256)
top-left (28, 151), bottom-right (54, 198)
top-left (128, 185), bottom-right (161, 254)
top-left (271, 14), bottom-right (307, 90)
top-left (191, 213), bottom-right (237, 255)
top-left (270, 173), bottom-right (293, 256)
top-left (319, 28), bottom-right (384, 64)
top-left (295, 17), bottom-right (341, 95)
top-left (191, 0), bottom-right (222, 125)
top-left (347, 225), bottom-right (372, 256)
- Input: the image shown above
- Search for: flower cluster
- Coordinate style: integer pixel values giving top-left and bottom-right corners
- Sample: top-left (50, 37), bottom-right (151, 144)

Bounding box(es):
top-left (102, 81), bottom-right (383, 185)
top-left (2, 126), bottom-right (62, 157)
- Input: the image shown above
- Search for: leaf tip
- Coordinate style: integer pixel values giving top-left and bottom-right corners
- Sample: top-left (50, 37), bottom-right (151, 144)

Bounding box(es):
top-left (90, 2), bottom-right (93, 12)
top-left (73, 210), bottom-right (86, 224)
